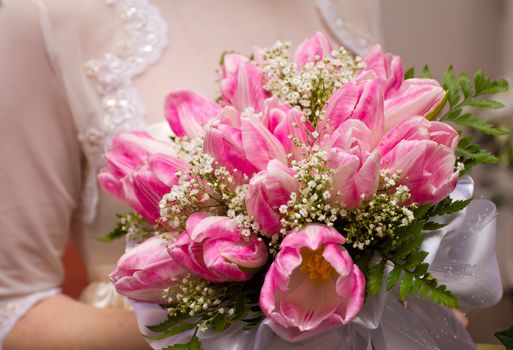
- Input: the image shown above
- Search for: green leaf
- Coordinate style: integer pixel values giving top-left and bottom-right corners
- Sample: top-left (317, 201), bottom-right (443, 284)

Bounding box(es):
top-left (459, 72), bottom-right (473, 99)
top-left (413, 204), bottom-right (432, 219)
top-left (495, 326), bottom-right (513, 350)
top-left (395, 220), bottom-right (425, 246)
top-left (147, 313), bottom-right (188, 333)
top-left (145, 322), bottom-right (196, 341)
top-left (429, 198), bottom-right (471, 217)
top-left (442, 107), bottom-right (462, 122)
top-left (404, 251), bottom-right (428, 269)
top-left (95, 218), bottom-right (128, 242)
top-left (474, 70), bottom-right (509, 96)
top-left (386, 265), bottom-right (402, 290)
top-left (395, 234), bottom-right (424, 260)
top-left (211, 313), bottom-right (229, 333)
top-left (419, 284), bottom-right (430, 298)
top-left (446, 112), bottom-right (509, 136)
top-left (162, 335), bottom-right (203, 350)
top-left (464, 99), bottom-right (505, 109)
top-left (232, 296), bottom-right (249, 321)
top-left (443, 66), bottom-right (460, 106)
top-left (413, 263), bottom-right (429, 276)
top-left (355, 250), bottom-right (374, 276)
top-left (367, 259), bottom-right (386, 296)
top-left (420, 65), bottom-right (432, 78)
top-left (456, 136), bottom-right (499, 174)
top-left (423, 222), bottom-right (447, 231)
top-left (429, 284), bottom-right (459, 308)
top-left (410, 277), bottom-right (424, 296)
top-left (404, 66), bottom-right (415, 80)
top-left (399, 272), bottom-right (413, 300)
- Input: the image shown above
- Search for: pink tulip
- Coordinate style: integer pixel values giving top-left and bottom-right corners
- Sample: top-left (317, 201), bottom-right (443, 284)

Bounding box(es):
top-left (262, 98), bottom-right (293, 133)
top-left (217, 106), bottom-right (241, 128)
top-left (322, 72), bottom-right (384, 147)
top-left (381, 140), bottom-right (459, 204)
top-left (262, 98), bottom-right (314, 159)
top-left (241, 113), bottom-right (288, 171)
top-left (378, 115), bottom-right (459, 157)
top-left (328, 149), bottom-right (380, 209)
top-left (164, 90), bottom-right (221, 138)
top-left (245, 160), bottom-right (299, 237)
top-left (219, 54), bottom-right (266, 112)
top-left (98, 131), bottom-right (175, 203)
top-left (384, 78), bottom-right (446, 132)
top-left (204, 122), bottom-right (258, 181)
top-left (122, 154), bottom-right (189, 222)
top-left (110, 236), bottom-right (187, 303)
top-left (169, 213), bottom-right (269, 282)
top-left (294, 32), bottom-right (333, 68)
top-left (361, 46), bottom-right (447, 132)
top-left (362, 45), bottom-right (403, 98)
top-left (321, 119), bottom-right (380, 208)
top-left (260, 225), bottom-right (365, 335)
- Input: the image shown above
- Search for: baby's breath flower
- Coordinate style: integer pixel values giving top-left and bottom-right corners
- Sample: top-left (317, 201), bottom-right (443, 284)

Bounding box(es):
top-left (259, 41), bottom-right (363, 125)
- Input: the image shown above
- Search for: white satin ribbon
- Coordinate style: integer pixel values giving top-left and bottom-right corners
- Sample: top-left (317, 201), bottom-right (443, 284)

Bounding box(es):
top-left (132, 176), bottom-right (501, 349)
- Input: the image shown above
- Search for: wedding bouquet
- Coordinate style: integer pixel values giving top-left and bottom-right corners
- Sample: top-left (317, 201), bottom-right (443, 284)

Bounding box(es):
top-left (98, 33), bottom-right (508, 349)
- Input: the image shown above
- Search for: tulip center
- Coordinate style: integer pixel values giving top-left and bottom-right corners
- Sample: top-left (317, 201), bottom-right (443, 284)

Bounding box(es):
top-left (300, 248), bottom-right (335, 286)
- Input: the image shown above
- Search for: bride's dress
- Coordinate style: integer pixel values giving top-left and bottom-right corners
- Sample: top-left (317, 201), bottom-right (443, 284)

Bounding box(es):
top-left (0, 0), bottom-right (505, 349)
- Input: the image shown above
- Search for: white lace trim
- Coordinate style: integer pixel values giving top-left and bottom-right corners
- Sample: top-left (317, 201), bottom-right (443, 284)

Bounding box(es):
top-left (315, 0), bottom-right (378, 56)
top-left (80, 0), bottom-right (168, 222)
top-left (0, 288), bottom-right (60, 348)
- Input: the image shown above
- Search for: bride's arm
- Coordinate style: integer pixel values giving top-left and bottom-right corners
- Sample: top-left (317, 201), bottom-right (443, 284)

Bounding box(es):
top-left (0, 2), bottom-right (149, 349)
top-left (4, 295), bottom-right (150, 350)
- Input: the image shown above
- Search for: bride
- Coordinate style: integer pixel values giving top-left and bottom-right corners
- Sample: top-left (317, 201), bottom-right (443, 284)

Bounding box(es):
top-left (0, 0), bottom-right (504, 349)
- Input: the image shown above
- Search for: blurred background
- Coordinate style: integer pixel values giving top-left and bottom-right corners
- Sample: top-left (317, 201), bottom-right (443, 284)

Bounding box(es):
top-left (59, 0), bottom-right (513, 345)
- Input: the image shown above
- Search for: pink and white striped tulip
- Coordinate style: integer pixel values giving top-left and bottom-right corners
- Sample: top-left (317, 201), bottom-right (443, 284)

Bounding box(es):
top-left (378, 115), bottom-right (459, 156)
top-left (381, 139), bottom-right (459, 204)
top-left (121, 154), bottom-right (189, 222)
top-left (245, 160), bottom-right (299, 237)
top-left (384, 79), bottom-right (446, 132)
top-left (110, 235), bottom-right (187, 303)
top-left (204, 122), bottom-right (257, 181)
top-left (378, 115), bottom-right (459, 204)
top-left (362, 45), bottom-right (403, 98)
top-left (98, 131), bottom-right (181, 222)
top-left (321, 119), bottom-right (380, 208)
top-left (260, 224), bottom-right (365, 335)
top-left (294, 32), bottom-right (333, 68)
top-left (328, 148), bottom-right (380, 209)
top-left (262, 98), bottom-right (313, 158)
top-left (241, 113), bottom-right (288, 171)
top-left (219, 54), bottom-right (267, 112)
top-left (169, 213), bottom-right (269, 282)
top-left (164, 90), bottom-right (221, 138)
top-left (322, 72), bottom-right (384, 147)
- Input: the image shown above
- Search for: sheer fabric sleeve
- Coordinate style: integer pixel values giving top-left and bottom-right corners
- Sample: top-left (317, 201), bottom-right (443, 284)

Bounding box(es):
top-left (0, 0), bottom-right (82, 344)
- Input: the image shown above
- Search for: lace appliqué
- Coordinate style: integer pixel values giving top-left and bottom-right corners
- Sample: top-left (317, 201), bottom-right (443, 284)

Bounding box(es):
top-left (80, 0), bottom-right (168, 222)
top-left (315, 0), bottom-right (377, 56)
top-left (0, 288), bottom-right (60, 345)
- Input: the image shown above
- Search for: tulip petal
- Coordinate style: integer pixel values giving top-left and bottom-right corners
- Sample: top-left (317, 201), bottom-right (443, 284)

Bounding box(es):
top-left (362, 45), bottom-right (403, 98)
top-left (294, 32), bottom-right (333, 68)
top-left (280, 224), bottom-right (345, 250)
top-left (165, 90), bottom-right (221, 137)
top-left (110, 236), bottom-right (186, 303)
top-left (382, 140), bottom-right (458, 204)
top-left (384, 78), bottom-right (445, 132)
top-left (241, 114), bottom-right (288, 170)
